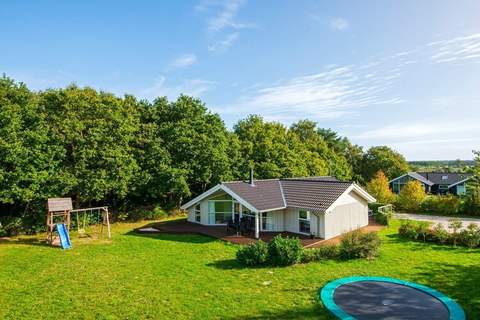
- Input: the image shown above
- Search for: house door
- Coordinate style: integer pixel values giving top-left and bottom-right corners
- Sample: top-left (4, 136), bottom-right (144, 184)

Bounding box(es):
top-left (261, 212), bottom-right (274, 231)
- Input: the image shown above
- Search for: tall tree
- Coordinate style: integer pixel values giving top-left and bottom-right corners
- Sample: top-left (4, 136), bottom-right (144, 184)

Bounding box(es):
top-left (153, 95), bottom-right (232, 196)
top-left (290, 120), bottom-right (352, 180)
top-left (361, 146), bottom-right (409, 181)
top-left (366, 171), bottom-right (395, 204)
top-left (38, 86), bottom-right (141, 205)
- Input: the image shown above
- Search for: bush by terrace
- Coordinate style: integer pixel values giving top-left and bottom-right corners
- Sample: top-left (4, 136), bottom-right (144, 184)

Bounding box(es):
top-left (236, 232), bottom-right (381, 267)
top-left (398, 219), bottom-right (480, 248)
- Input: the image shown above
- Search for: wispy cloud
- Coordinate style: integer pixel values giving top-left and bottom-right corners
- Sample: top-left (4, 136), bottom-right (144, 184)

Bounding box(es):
top-left (169, 53), bottom-right (197, 69)
top-left (196, 0), bottom-right (254, 52)
top-left (207, 32), bottom-right (239, 52)
top-left (330, 18), bottom-right (349, 31)
top-left (214, 32), bottom-right (480, 124)
top-left (428, 33), bottom-right (480, 63)
top-left (219, 60), bottom-right (405, 122)
top-left (353, 121), bottom-right (480, 140)
top-left (140, 76), bottom-right (216, 100)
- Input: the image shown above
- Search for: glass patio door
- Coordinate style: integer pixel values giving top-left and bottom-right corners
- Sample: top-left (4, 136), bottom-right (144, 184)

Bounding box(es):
top-left (261, 212), bottom-right (274, 231)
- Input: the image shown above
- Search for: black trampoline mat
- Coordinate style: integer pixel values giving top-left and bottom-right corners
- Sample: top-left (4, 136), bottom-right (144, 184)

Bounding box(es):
top-left (333, 281), bottom-right (450, 320)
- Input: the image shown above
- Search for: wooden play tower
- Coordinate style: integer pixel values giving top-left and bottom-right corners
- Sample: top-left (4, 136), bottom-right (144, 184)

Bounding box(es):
top-left (46, 198), bottom-right (111, 245)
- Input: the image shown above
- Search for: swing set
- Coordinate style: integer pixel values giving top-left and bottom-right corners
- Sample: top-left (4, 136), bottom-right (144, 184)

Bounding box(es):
top-left (46, 198), bottom-right (111, 246)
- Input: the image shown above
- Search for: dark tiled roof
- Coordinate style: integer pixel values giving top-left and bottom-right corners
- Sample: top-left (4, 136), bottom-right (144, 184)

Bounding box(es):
top-left (408, 172), bottom-right (435, 186)
top-left (223, 179), bottom-right (285, 211)
top-left (417, 172), bottom-right (473, 186)
top-left (281, 180), bottom-right (352, 212)
top-left (223, 177), bottom-right (352, 212)
top-left (281, 176), bottom-right (339, 182)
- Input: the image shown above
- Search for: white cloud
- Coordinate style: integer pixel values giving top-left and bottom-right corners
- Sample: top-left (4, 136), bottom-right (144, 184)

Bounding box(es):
top-left (353, 121), bottom-right (480, 140)
top-left (428, 33), bottom-right (480, 63)
top-left (196, 0), bottom-right (254, 53)
top-left (330, 18), bottom-right (349, 31)
top-left (140, 76), bottom-right (216, 100)
top-left (208, 32), bottom-right (239, 52)
top-left (169, 54), bottom-right (197, 69)
top-left (216, 61), bottom-right (406, 123)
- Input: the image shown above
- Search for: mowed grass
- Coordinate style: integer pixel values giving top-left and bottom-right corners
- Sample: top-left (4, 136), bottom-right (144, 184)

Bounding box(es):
top-left (1, 219), bottom-right (479, 319)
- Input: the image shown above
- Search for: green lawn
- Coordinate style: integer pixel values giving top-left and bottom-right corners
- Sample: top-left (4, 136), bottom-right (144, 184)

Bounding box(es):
top-left (1, 219), bottom-right (479, 319)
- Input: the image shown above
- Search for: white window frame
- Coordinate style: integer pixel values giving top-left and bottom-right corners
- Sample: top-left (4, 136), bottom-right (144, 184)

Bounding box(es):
top-left (208, 199), bottom-right (234, 225)
top-left (261, 212), bottom-right (274, 231)
top-left (298, 209), bottom-right (311, 234)
top-left (194, 204), bottom-right (201, 223)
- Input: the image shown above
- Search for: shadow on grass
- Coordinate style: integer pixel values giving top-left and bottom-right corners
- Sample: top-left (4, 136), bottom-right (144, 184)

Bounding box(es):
top-left (206, 258), bottom-right (244, 270)
top-left (412, 261), bottom-right (480, 318)
top-left (125, 230), bottom-right (218, 244)
top-left (385, 233), bottom-right (477, 254)
top-left (223, 303), bottom-right (333, 320)
top-left (0, 237), bottom-right (50, 248)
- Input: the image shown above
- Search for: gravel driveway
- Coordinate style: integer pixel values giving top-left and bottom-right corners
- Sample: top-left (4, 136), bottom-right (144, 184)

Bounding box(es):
top-left (394, 213), bottom-right (480, 230)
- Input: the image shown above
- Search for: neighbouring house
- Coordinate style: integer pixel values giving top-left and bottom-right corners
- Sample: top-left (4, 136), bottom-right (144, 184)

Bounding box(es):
top-left (180, 172), bottom-right (376, 240)
top-left (389, 172), bottom-right (473, 196)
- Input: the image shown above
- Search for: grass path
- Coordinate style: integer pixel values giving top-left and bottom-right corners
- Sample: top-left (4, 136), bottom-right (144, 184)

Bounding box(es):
top-left (1, 220), bottom-right (479, 319)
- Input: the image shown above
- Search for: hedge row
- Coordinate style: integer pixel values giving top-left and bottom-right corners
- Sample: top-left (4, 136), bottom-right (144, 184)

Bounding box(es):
top-left (398, 219), bottom-right (480, 248)
top-left (236, 231), bottom-right (381, 267)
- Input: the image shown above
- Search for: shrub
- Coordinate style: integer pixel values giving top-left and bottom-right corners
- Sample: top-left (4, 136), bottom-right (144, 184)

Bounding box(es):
top-left (448, 218), bottom-right (463, 247)
top-left (398, 220), bottom-right (419, 239)
top-left (267, 235), bottom-right (303, 266)
top-left (421, 195), bottom-right (460, 215)
top-left (459, 223), bottom-right (480, 248)
top-left (376, 208), bottom-right (393, 226)
top-left (339, 230), bottom-right (381, 260)
top-left (396, 181), bottom-right (426, 211)
top-left (236, 241), bottom-right (269, 266)
top-left (301, 245), bottom-right (339, 263)
top-left (0, 216), bottom-right (23, 237)
top-left (366, 171), bottom-right (396, 204)
top-left (416, 221), bottom-right (430, 242)
top-left (432, 223), bottom-right (450, 244)
top-left (463, 187), bottom-right (480, 216)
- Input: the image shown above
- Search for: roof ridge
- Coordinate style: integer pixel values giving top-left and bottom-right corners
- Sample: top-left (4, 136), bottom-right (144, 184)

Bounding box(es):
top-left (222, 178), bottom-right (280, 184)
top-left (281, 179), bottom-right (351, 183)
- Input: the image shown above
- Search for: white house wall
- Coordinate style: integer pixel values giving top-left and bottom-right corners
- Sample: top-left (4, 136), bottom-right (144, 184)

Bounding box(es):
top-left (324, 190), bottom-right (368, 239)
top-left (269, 210), bottom-right (285, 232)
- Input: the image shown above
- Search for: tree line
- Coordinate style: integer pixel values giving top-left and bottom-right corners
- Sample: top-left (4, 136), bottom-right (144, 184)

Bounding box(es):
top-left (0, 76), bottom-right (410, 233)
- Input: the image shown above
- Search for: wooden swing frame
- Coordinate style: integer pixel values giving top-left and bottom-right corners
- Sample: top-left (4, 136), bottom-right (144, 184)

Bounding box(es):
top-left (46, 198), bottom-right (111, 245)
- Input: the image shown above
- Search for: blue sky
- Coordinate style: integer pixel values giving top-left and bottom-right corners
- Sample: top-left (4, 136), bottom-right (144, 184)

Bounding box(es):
top-left (2, 0), bottom-right (480, 160)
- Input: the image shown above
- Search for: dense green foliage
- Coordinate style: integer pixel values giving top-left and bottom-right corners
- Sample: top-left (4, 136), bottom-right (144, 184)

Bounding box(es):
top-left (236, 240), bottom-right (269, 266)
top-left (300, 245), bottom-right (339, 263)
top-left (396, 180), bottom-right (427, 211)
top-left (360, 146), bottom-right (409, 181)
top-left (0, 76), bottom-right (400, 233)
top-left (266, 235), bottom-right (304, 266)
top-left (421, 195), bottom-right (461, 215)
top-left (1, 220), bottom-right (480, 319)
top-left (366, 170), bottom-right (396, 204)
top-left (338, 230), bottom-right (381, 259)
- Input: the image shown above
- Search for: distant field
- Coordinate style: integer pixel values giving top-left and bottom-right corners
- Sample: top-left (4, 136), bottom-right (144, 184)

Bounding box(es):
top-left (1, 220), bottom-right (479, 319)
top-left (409, 160), bottom-right (474, 172)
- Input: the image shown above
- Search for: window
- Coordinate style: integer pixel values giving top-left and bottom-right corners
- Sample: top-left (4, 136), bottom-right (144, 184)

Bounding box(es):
top-left (299, 210), bottom-right (310, 234)
top-left (194, 204), bottom-right (201, 223)
top-left (261, 212), bottom-right (274, 231)
top-left (208, 200), bottom-right (233, 224)
top-left (442, 175), bottom-right (448, 180)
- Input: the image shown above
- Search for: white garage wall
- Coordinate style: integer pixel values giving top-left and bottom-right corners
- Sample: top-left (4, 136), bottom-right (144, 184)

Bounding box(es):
top-left (324, 190), bottom-right (368, 239)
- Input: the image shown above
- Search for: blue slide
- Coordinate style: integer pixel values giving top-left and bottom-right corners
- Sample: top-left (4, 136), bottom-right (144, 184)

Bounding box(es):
top-left (56, 223), bottom-right (72, 249)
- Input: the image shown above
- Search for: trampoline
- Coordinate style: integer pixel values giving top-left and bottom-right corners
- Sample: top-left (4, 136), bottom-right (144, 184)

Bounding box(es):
top-left (320, 276), bottom-right (465, 320)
